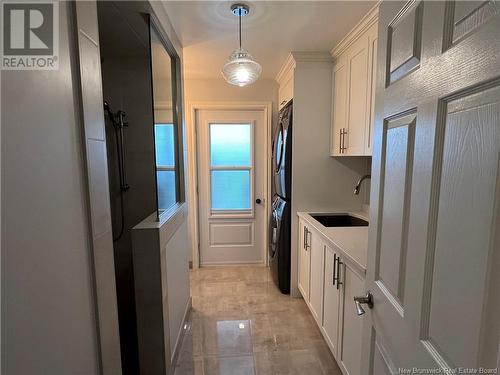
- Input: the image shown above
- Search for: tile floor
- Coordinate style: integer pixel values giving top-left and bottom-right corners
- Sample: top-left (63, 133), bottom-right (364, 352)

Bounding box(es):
top-left (174, 266), bottom-right (342, 375)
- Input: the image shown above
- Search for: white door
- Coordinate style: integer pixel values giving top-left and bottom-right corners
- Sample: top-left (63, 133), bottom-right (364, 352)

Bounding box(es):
top-left (197, 109), bottom-right (266, 265)
top-left (362, 1), bottom-right (500, 372)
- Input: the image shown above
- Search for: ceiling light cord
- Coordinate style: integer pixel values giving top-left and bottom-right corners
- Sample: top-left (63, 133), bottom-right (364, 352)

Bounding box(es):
top-left (239, 9), bottom-right (242, 49)
top-left (222, 3), bottom-right (261, 87)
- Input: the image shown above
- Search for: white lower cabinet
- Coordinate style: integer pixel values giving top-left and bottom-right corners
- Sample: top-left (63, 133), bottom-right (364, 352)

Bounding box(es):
top-left (297, 220), bottom-right (365, 375)
top-left (322, 244), bottom-right (341, 357)
top-left (309, 234), bottom-right (324, 324)
top-left (298, 218), bottom-right (311, 299)
top-left (338, 260), bottom-right (365, 375)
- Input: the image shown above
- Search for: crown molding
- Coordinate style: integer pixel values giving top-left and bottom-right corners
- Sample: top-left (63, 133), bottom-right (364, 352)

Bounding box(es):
top-left (330, 1), bottom-right (381, 58)
top-left (275, 51), bottom-right (332, 83)
top-left (291, 51), bottom-right (333, 63)
top-left (275, 53), bottom-right (296, 84)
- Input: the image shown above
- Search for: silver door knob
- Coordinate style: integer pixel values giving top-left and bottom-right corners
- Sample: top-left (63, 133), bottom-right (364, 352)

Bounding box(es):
top-left (354, 292), bottom-right (373, 316)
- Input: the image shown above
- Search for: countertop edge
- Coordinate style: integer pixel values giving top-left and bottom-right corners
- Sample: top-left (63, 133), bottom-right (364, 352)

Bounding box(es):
top-left (297, 211), bottom-right (368, 275)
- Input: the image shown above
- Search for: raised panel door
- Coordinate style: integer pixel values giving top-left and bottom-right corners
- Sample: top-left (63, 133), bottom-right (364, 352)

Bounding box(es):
top-left (331, 56), bottom-right (348, 156)
top-left (345, 34), bottom-right (370, 155)
top-left (298, 219), bottom-right (311, 299)
top-left (339, 262), bottom-right (365, 375)
top-left (322, 245), bottom-right (341, 358)
top-left (362, 1), bottom-right (500, 371)
top-left (309, 232), bottom-right (324, 324)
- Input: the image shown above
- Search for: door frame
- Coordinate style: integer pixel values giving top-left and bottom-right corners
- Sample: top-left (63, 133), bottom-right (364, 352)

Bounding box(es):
top-left (187, 102), bottom-right (273, 268)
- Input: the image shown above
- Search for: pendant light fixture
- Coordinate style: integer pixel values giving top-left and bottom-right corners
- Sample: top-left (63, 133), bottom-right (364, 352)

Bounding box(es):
top-left (222, 3), bottom-right (262, 87)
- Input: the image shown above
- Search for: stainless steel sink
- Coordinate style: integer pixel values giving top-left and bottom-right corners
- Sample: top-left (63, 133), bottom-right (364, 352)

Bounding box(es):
top-left (311, 214), bottom-right (368, 227)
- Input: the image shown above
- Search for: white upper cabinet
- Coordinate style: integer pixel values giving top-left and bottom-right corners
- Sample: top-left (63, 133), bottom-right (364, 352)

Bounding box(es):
top-left (276, 56), bottom-right (295, 110)
top-left (278, 71), bottom-right (294, 110)
top-left (331, 55), bottom-right (348, 155)
top-left (330, 5), bottom-right (379, 156)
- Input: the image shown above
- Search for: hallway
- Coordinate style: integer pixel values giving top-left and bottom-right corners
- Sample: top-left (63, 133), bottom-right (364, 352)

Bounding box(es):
top-left (174, 266), bottom-right (342, 375)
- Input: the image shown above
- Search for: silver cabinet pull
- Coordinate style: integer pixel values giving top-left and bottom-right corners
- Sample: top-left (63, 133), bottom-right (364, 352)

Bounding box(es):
top-left (333, 254), bottom-right (337, 285)
top-left (339, 129), bottom-right (343, 154)
top-left (354, 292), bottom-right (374, 316)
top-left (303, 226), bottom-right (307, 249)
top-left (340, 128), bottom-right (348, 153)
top-left (336, 257), bottom-right (343, 290)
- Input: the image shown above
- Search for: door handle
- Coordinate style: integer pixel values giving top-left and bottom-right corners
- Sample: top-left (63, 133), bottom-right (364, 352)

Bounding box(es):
top-left (335, 257), bottom-right (343, 290)
top-left (354, 292), bottom-right (374, 316)
top-left (255, 198), bottom-right (262, 204)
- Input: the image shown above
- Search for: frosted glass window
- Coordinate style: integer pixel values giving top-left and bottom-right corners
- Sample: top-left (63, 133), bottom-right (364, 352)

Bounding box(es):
top-left (211, 170), bottom-right (250, 210)
top-left (210, 124), bottom-right (251, 166)
top-left (155, 124), bottom-right (175, 167)
top-left (157, 171), bottom-right (176, 209)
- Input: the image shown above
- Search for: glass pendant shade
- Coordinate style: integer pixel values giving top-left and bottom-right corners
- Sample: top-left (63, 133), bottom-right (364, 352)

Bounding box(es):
top-left (222, 48), bottom-right (262, 87)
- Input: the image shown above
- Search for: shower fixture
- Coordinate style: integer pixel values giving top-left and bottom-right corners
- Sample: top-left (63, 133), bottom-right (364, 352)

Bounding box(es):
top-left (104, 100), bottom-right (129, 242)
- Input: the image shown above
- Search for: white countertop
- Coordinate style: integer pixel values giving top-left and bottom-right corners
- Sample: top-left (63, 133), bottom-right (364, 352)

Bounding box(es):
top-left (297, 210), bottom-right (369, 273)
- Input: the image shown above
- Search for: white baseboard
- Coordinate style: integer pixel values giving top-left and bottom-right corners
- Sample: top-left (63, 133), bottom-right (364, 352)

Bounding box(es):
top-left (200, 260), bottom-right (266, 267)
top-left (171, 297), bottom-right (192, 368)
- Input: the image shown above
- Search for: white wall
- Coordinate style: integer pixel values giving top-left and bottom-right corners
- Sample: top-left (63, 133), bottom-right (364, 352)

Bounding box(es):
top-left (290, 59), bottom-right (370, 296)
top-left (1, 3), bottom-right (100, 374)
top-left (184, 78), bottom-right (279, 128)
top-left (183, 78), bottom-right (279, 263)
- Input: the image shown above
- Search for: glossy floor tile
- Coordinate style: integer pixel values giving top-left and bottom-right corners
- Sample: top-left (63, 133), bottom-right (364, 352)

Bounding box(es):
top-left (174, 266), bottom-right (342, 375)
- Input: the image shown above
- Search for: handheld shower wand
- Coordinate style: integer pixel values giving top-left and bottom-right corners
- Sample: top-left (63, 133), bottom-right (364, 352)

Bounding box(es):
top-left (104, 101), bottom-right (130, 242)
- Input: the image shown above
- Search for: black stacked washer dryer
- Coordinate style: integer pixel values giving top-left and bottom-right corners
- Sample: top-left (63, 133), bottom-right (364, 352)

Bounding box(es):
top-left (269, 100), bottom-right (292, 294)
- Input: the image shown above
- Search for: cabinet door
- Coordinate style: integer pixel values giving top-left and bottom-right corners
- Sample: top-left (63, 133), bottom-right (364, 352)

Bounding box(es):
top-left (339, 261), bottom-right (365, 375)
top-left (331, 56), bottom-right (348, 156)
top-left (364, 22), bottom-right (378, 155)
top-left (345, 34), bottom-right (369, 155)
top-left (309, 233), bottom-right (324, 324)
top-left (322, 245), bottom-right (341, 358)
top-left (297, 220), bottom-right (310, 299)
top-left (279, 73), bottom-right (293, 110)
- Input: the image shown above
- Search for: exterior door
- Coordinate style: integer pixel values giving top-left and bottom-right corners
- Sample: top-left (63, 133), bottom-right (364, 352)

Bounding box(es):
top-left (362, 1), bottom-right (500, 372)
top-left (197, 109), bottom-right (266, 265)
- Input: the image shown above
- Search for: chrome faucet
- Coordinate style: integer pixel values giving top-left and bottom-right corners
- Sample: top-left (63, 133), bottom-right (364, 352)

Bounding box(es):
top-left (354, 174), bottom-right (371, 195)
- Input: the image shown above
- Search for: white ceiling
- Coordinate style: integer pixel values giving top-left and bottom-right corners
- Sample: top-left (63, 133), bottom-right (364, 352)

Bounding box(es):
top-left (162, 1), bottom-right (375, 79)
